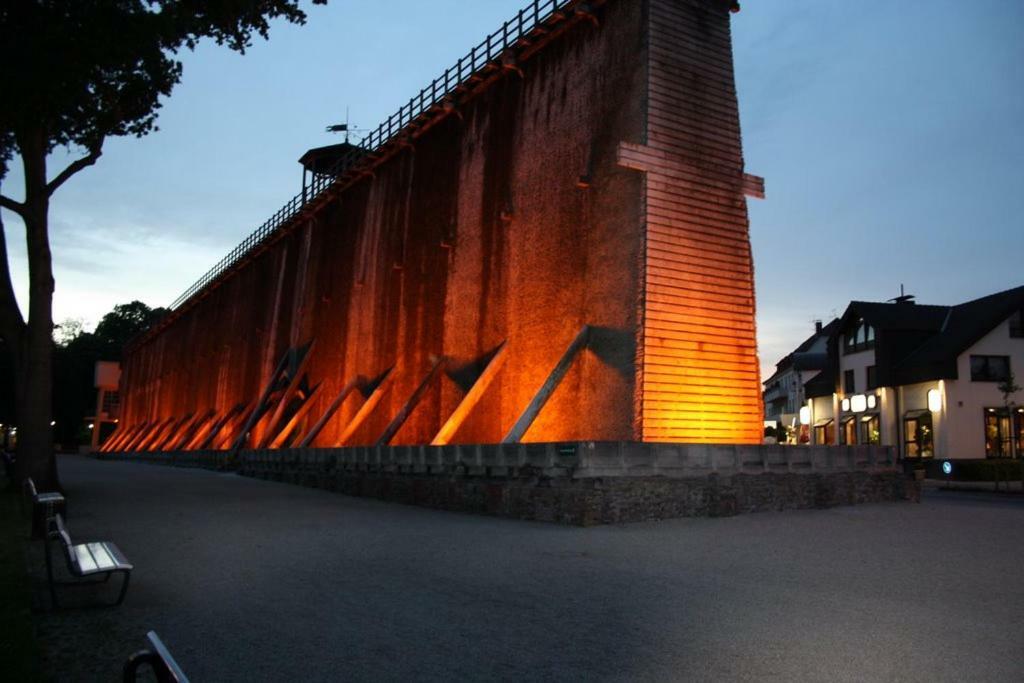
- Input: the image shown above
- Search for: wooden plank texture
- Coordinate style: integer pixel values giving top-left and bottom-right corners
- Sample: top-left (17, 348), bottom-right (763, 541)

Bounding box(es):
top-left (639, 0), bottom-right (763, 444)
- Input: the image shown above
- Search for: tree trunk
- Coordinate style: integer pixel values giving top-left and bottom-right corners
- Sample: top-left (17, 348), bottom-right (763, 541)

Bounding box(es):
top-left (9, 129), bottom-right (60, 491)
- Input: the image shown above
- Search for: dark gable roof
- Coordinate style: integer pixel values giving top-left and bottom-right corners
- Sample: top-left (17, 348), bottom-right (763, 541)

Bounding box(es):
top-left (894, 285), bottom-right (1024, 384)
top-left (763, 318), bottom-right (839, 387)
top-left (795, 318), bottom-right (840, 352)
top-left (839, 301), bottom-right (948, 333)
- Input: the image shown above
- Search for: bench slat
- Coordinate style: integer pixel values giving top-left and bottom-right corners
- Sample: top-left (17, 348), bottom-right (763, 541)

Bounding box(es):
top-left (105, 543), bottom-right (134, 570)
top-left (87, 542), bottom-right (117, 571)
top-left (73, 543), bottom-right (97, 573)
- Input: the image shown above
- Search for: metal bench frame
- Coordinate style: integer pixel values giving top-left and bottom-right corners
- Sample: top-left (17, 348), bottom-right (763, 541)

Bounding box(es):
top-left (45, 513), bottom-right (133, 608)
top-left (22, 477), bottom-right (67, 539)
top-left (123, 630), bottom-right (190, 683)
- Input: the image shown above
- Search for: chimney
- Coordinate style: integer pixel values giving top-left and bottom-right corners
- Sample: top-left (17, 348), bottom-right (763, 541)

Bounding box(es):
top-left (815, 320), bottom-right (823, 333)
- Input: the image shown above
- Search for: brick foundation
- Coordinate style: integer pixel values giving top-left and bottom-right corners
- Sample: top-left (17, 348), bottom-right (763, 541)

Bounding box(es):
top-left (98, 442), bottom-right (919, 525)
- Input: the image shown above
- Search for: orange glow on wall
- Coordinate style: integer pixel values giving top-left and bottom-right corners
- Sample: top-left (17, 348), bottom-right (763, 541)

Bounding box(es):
top-left (110, 0), bottom-right (762, 451)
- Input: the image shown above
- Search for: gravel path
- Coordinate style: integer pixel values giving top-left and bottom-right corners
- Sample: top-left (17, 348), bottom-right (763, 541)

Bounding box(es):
top-left (29, 454), bottom-right (1024, 681)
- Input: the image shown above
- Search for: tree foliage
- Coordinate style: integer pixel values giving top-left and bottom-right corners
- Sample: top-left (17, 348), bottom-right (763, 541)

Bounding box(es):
top-left (0, 1), bottom-right (325, 486)
top-left (51, 301), bottom-right (165, 448)
top-left (0, 1), bottom-right (324, 181)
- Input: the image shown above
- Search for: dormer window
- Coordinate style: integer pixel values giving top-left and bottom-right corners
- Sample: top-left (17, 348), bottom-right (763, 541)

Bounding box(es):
top-left (843, 318), bottom-right (876, 355)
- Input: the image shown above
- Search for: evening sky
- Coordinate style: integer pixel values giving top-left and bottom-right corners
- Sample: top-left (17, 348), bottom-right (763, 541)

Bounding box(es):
top-left (2, 0), bottom-right (1021, 380)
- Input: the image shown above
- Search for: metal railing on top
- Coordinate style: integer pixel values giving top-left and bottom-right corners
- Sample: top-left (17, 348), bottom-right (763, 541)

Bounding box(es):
top-left (170, 0), bottom-right (575, 311)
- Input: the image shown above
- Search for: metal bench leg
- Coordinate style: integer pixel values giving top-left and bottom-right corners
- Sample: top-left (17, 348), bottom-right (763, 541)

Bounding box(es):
top-left (123, 651), bottom-right (158, 683)
top-left (115, 571), bottom-right (132, 606)
top-left (44, 536), bottom-right (62, 609)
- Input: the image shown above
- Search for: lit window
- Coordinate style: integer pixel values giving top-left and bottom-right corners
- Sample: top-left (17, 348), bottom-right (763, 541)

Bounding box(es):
top-left (840, 416), bottom-right (857, 445)
top-left (843, 319), bottom-right (876, 355)
top-left (984, 408), bottom-right (1013, 457)
top-left (903, 411), bottom-right (933, 458)
top-left (859, 414), bottom-right (880, 445)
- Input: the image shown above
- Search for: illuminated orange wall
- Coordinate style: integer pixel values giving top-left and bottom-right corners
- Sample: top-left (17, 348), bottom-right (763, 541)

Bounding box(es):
top-left (632, 0), bottom-right (764, 443)
top-left (117, 0), bottom-right (762, 449)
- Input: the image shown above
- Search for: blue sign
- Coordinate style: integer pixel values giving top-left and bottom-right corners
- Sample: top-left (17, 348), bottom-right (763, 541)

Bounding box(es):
top-left (942, 461), bottom-right (952, 476)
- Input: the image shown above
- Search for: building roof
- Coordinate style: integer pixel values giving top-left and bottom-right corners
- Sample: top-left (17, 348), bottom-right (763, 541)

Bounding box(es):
top-left (792, 285), bottom-right (1024, 396)
top-left (893, 285), bottom-right (1024, 384)
top-left (762, 319), bottom-right (838, 386)
top-left (838, 300), bottom-right (948, 332)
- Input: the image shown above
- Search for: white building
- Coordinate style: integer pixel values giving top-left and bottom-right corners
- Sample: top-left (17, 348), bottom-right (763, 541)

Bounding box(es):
top-left (801, 286), bottom-right (1024, 460)
top-left (762, 319), bottom-right (837, 441)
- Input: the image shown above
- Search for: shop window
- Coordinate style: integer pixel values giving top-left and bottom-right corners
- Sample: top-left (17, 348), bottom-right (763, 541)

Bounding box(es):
top-left (970, 355), bottom-right (1010, 382)
top-left (1015, 409), bottom-right (1024, 456)
top-left (840, 416), bottom-right (856, 445)
top-left (814, 419), bottom-right (834, 445)
top-left (844, 369), bottom-right (855, 394)
top-left (984, 409), bottom-right (1013, 457)
top-left (903, 410), bottom-right (933, 459)
top-left (859, 414), bottom-right (880, 445)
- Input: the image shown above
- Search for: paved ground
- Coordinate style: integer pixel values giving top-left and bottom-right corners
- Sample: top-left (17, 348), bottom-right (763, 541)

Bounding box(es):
top-left (28, 454), bottom-right (1024, 681)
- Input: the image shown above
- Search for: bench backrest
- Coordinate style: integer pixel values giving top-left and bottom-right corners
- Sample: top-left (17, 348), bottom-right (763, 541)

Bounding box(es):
top-left (47, 513), bottom-right (76, 568)
top-left (24, 476), bottom-right (38, 499)
top-left (21, 477), bottom-right (39, 518)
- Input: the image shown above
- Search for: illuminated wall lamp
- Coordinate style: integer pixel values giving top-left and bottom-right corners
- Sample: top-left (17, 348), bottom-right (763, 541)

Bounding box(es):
top-left (927, 388), bottom-right (942, 413)
top-left (850, 394), bottom-right (868, 413)
top-left (866, 395), bottom-right (877, 410)
top-left (799, 406), bottom-right (811, 425)
top-left (841, 398), bottom-right (850, 412)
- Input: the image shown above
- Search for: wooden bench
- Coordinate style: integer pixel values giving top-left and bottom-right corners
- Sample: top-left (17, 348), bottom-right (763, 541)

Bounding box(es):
top-left (45, 513), bottom-right (133, 607)
top-left (23, 477), bottom-right (67, 539)
top-left (123, 631), bottom-right (190, 683)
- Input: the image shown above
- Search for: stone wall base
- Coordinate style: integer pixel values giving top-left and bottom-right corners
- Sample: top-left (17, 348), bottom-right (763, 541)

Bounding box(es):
top-left (97, 443), bottom-right (919, 525)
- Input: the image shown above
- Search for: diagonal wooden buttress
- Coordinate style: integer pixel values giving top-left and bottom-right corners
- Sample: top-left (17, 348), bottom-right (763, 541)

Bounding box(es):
top-left (376, 357), bottom-right (448, 446)
top-left (503, 326), bottom-right (590, 444)
top-left (297, 377), bottom-right (360, 448)
top-left (256, 340), bottom-right (317, 448)
top-left (337, 369), bottom-right (395, 446)
top-left (431, 341), bottom-right (508, 446)
top-left (269, 382), bottom-right (323, 449)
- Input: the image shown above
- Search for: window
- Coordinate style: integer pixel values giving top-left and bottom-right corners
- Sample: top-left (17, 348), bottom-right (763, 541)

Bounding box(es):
top-left (814, 419), bottom-right (834, 445)
top-left (1010, 309), bottom-right (1024, 338)
top-left (843, 319), bottom-right (876, 355)
top-left (840, 416), bottom-right (857, 445)
top-left (859, 414), bottom-right (880, 445)
top-left (970, 355), bottom-right (1010, 382)
top-left (866, 365), bottom-right (878, 390)
top-left (1016, 409), bottom-right (1024, 456)
top-left (844, 369), bottom-right (855, 394)
top-left (984, 408), bottom-right (1013, 457)
top-left (903, 411), bottom-right (933, 459)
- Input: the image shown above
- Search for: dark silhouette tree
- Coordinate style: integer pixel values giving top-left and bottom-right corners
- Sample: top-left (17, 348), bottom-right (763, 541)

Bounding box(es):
top-left (51, 301), bottom-right (167, 449)
top-left (0, 1), bottom-right (325, 489)
top-left (93, 301), bottom-right (169, 359)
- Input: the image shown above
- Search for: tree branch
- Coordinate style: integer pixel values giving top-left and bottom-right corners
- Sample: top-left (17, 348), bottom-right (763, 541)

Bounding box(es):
top-left (46, 145), bottom-right (103, 196)
top-left (0, 194), bottom-right (26, 218)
